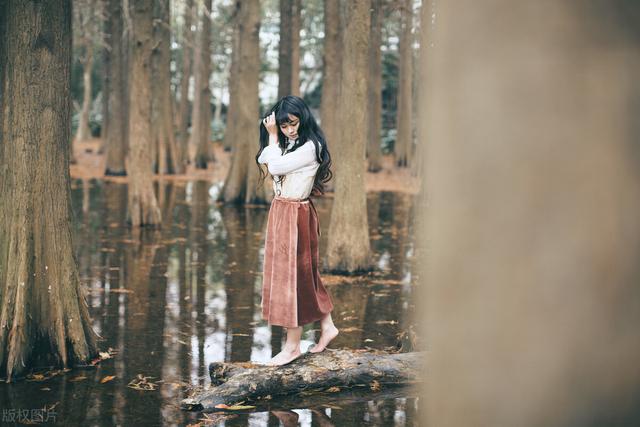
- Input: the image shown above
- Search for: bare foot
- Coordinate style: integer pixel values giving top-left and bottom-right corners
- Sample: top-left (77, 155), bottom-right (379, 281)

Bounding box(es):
top-left (266, 348), bottom-right (302, 366)
top-left (309, 326), bottom-right (339, 353)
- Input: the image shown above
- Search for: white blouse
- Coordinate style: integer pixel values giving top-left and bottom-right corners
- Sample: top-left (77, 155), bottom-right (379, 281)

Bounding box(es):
top-left (257, 139), bottom-right (320, 199)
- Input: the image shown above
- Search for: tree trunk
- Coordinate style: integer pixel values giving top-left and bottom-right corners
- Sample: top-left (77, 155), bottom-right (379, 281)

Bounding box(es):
top-left (104, 0), bottom-right (128, 176)
top-left (277, 0), bottom-right (301, 98)
top-left (412, 2), bottom-right (427, 179)
top-left (127, 0), bottom-right (161, 226)
top-left (319, 0), bottom-right (341, 187)
top-left (181, 349), bottom-right (424, 411)
top-left (152, 0), bottom-right (180, 174)
top-left (100, 20), bottom-right (110, 154)
top-left (177, 0), bottom-right (194, 166)
top-left (395, 0), bottom-right (413, 167)
top-left (77, 49), bottom-right (94, 142)
top-left (0, 0), bottom-right (100, 382)
top-left (325, 0), bottom-right (371, 273)
top-left (222, 10), bottom-right (240, 152)
top-left (192, 0), bottom-right (215, 169)
top-left (367, 0), bottom-right (383, 172)
top-left (220, 0), bottom-right (269, 205)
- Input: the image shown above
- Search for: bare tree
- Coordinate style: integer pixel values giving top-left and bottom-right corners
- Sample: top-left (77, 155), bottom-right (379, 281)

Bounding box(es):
top-left (278, 0), bottom-right (301, 98)
top-left (220, 0), bottom-right (269, 204)
top-left (222, 8), bottom-right (240, 152)
top-left (325, 0), bottom-right (372, 272)
top-left (177, 0), bottom-right (195, 167)
top-left (104, 0), bottom-right (129, 176)
top-left (367, 0), bottom-right (384, 172)
top-left (151, 0), bottom-right (181, 174)
top-left (73, 0), bottom-right (104, 147)
top-left (191, 0), bottom-right (215, 169)
top-left (127, 0), bottom-right (161, 226)
top-left (395, 0), bottom-right (413, 167)
top-left (0, 0), bottom-right (100, 381)
top-left (320, 0), bottom-right (341, 174)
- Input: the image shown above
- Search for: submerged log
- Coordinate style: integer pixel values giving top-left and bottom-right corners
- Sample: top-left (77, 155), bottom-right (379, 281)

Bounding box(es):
top-left (181, 349), bottom-right (425, 412)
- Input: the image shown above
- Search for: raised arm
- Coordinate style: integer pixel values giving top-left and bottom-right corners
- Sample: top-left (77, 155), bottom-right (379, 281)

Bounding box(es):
top-left (258, 140), bottom-right (318, 176)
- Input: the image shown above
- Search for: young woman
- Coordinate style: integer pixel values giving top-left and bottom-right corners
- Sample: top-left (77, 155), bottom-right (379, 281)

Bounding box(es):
top-left (257, 95), bottom-right (339, 366)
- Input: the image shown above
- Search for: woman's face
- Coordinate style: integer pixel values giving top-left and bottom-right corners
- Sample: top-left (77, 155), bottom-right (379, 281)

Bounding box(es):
top-left (279, 114), bottom-right (300, 140)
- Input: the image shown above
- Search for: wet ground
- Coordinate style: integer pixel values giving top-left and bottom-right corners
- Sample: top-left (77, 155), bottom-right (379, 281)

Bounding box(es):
top-left (0, 180), bottom-right (420, 426)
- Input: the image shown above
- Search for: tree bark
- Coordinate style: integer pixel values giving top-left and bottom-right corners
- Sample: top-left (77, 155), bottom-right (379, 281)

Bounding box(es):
top-left (325, 0), bottom-right (371, 272)
top-left (319, 0), bottom-right (341, 188)
top-left (277, 0), bottom-right (301, 98)
top-left (191, 0), bottom-right (215, 169)
top-left (100, 14), bottom-right (110, 155)
top-left (152, 0), bottom-right (180, 174)
top-left (395, 0), bottom-right (413, 167)
top-left (104, 0), bottom-right (128, 176)
top-left (367, 0), bottom-right (383, 172)
top-left (220, 0), bottom-right (269, 205)
top-left (0, 0), bottom-right (100, 382)
top-left (177, 0), bottom-right (194, 166)
top-left (181, 349), bottom-right (424, 411)
top-left (127, 0), bottom-right (162, 226)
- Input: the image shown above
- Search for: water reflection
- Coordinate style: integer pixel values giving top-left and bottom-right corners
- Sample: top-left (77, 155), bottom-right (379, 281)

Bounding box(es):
top-left (0, 180), bottom-right (419, 426)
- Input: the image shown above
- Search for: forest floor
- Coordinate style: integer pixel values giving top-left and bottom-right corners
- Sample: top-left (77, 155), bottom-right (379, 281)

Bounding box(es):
top-left (70, 138), bottom-right (420, 194)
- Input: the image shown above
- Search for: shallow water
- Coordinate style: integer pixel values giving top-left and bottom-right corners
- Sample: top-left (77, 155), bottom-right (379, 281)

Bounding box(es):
top-left (0, 180), bottom-right (420, 426)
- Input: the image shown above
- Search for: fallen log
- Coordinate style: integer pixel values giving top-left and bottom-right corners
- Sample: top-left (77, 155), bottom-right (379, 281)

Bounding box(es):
top-left (181, 348), bottom-right (425, 412)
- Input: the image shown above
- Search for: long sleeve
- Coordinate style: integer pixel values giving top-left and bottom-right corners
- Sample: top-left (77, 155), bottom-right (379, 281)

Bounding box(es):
top-left (258, 140), bottom-right (319, 176)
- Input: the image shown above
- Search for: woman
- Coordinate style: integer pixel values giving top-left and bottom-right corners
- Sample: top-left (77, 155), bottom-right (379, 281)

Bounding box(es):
top-left (257, 95), bottom-right (339, 366)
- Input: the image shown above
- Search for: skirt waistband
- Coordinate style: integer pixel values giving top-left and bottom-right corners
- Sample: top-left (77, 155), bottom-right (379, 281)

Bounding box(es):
top-left (273, 196), bottom-right (310, 204)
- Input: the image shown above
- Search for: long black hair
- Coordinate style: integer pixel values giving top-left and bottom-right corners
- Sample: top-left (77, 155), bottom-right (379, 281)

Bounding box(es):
top-left (256, 95), bottom-right (332, 195)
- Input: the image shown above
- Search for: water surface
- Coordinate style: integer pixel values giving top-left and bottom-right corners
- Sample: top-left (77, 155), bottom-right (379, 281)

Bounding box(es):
top-left (0, 180), bottom-right (420, 426)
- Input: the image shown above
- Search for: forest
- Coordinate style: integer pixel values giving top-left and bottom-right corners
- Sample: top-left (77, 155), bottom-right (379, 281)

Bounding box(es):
top-left (4, 0), bottom-right (639, 426)
top-left (0, 0), bottom-right (424, 425)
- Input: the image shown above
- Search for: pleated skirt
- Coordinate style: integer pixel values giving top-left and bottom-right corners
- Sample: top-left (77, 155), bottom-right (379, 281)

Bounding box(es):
top-left (261, 197), bottom-right (334, 328)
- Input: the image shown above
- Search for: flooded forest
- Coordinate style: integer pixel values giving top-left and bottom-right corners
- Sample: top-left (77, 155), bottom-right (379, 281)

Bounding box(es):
top-left (0, 0), bottom-right (424, 425)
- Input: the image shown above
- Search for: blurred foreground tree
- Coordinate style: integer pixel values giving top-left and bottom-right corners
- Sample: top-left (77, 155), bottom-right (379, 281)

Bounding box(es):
top-left (0, 0), bottom-right (100, 382)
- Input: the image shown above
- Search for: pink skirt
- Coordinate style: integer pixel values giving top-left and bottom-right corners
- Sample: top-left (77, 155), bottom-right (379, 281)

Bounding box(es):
top-left (261, 197), bottom-right (334, 328)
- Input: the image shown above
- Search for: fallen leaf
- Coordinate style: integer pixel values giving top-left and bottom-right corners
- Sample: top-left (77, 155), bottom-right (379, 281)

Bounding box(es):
top-left (100, 375), bottom-right (116, 384)
top-left (325, 386), bottom-right (340, 393)
top-left (214, 403), bottom-right (255, 411)
top-left (69, 375), bottom-right (87, 382)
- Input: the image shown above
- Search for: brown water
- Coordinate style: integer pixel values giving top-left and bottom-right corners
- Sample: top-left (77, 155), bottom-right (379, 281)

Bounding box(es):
top-left (0, 180), bottom-right (421, 426)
